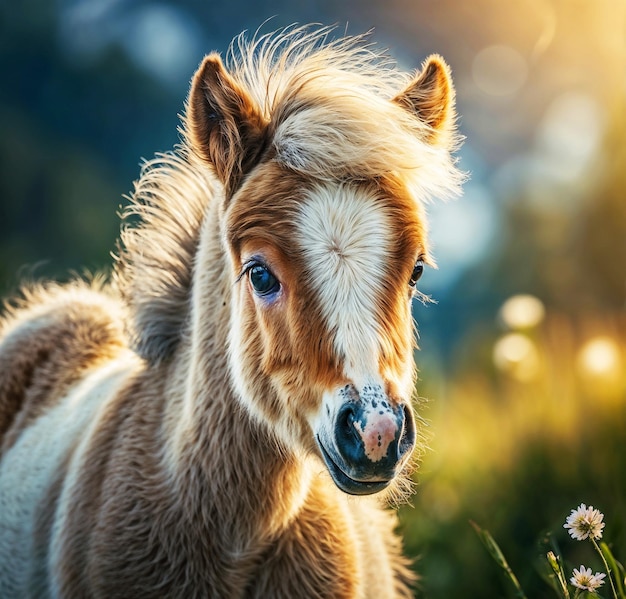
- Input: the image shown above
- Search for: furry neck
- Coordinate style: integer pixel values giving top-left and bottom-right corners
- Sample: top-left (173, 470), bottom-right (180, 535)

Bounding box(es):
top-left (164, 196), bottom-right (310, 543)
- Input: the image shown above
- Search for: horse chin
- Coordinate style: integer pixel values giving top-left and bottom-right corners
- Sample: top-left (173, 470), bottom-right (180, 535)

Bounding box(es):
top-left (316, 436), bottom-right (392, 496)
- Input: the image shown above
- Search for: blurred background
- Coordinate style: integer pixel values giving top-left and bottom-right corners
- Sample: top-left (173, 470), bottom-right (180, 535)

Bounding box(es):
top-left (1, 0), bottom-right (625, 596)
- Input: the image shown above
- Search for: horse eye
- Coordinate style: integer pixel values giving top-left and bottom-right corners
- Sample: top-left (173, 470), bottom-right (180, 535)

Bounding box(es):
top-left (409, 261), bottom-right (424, 288)
top-left (248, 264), bottom-right (280, 297)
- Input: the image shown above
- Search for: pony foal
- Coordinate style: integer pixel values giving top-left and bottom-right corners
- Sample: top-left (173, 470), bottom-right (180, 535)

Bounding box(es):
top-left (0, 26), bottom-right (462, 598)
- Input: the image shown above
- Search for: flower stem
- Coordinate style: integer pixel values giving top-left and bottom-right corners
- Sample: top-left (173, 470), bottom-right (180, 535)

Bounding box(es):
top-left (547, 551), bottom-right (570, 599)
top-left (591, 538), bottom-right (620, 599)
top-left (599, 542), bottom-right (626, 599)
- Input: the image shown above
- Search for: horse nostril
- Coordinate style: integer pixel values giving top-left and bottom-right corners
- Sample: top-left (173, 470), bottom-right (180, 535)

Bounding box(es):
top-left (398, 403), bottom-right (416, 457)
top-left (336, 403), bottom-right (360, 445)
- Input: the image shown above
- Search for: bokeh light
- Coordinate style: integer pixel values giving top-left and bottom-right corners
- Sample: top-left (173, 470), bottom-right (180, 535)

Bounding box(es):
top-left (499, 294), bottom-right (546, 330)
top-left (577, 336), bottom-right (623, 380)
top-left (425, 183), bottom-right (500, 291)
top-left (531, 91), bottom-right (604, 191)
top-left (493, 332), bottom-right (541, 381)
top-left (472, 45), bottom-right (528, 97)
top-left (120, 4), bottom-right (203, 85)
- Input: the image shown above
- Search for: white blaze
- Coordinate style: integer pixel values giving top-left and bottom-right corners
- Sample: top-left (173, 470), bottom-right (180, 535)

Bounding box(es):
top-left (296, 183), bottom-right (391, 385)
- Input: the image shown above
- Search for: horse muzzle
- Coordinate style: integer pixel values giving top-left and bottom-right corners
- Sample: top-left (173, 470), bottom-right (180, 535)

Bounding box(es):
top-left (316, 384), bottom-right (416, 495)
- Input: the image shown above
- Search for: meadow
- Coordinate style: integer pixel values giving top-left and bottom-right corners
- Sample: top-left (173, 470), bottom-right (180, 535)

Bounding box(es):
top-left (402, 297), bottom-right (626, 597)
top-left (2, 2), bottom-right (625, 597)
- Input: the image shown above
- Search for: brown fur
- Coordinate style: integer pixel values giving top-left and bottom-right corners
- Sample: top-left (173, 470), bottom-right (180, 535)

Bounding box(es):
top-left (0, 282), bottom-right (126, 454)
top-left (0, 26), bottom-right (463, 598)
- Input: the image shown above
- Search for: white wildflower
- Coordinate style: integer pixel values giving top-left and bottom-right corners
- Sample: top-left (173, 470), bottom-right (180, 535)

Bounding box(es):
top-left (564, 503), bottom-right (605, 541)
top-left (570, 565), bottom-right (606, 592)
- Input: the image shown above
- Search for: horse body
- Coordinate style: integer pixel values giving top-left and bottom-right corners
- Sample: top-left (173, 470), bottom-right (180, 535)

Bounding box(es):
top-left (0, 27), bottom-right (462, 597)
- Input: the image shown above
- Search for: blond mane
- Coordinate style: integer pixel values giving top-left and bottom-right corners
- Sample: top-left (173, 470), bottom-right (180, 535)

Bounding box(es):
top-left (227, 25), bottom-right (463, 199)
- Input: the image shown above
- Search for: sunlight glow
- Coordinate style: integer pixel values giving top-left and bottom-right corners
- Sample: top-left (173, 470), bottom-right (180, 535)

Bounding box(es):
top-left (534, 92), bottom-right (603, 184)
top-left (499, 294), bottom-right (545, 330)
top-left (493, 333), bottom-right (540, 382)
top-left (577, 337), bottom-right (622, 378)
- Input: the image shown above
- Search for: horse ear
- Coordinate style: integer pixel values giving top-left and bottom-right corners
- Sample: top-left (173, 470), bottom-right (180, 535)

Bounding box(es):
top-left (394, 55), bottom-right (456, 146)
top-left (187, 54), bottom-right (267, 194)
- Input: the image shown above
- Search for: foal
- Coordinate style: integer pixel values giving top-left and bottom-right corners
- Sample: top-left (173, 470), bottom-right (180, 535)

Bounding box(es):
top-left (0, 27), bottom-right (462, 598)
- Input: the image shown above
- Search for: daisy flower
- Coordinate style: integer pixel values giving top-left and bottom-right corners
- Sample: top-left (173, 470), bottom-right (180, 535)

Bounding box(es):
top-left (564, 503), bottom-right (605, 541)
top-left (570, 565), bottom-right (606, 592)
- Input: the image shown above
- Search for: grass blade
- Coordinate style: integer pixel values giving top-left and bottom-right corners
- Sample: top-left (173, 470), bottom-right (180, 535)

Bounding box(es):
top-left (471, 520), bottom-right (528, 599)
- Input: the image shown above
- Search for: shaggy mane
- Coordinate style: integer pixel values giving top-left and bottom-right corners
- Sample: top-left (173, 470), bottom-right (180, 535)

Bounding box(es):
top-left (115, 25), bottom-right (463, 363)
top-left (114, 149), bottom-right (212, 362)
top-left (226, 25), bottom-right (464, 201)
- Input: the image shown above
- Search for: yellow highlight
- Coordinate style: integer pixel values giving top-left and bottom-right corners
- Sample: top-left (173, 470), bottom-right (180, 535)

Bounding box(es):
top-left (493, 332), bottom-right (540, 381)
top-left (499, 294), bottom-right (546, 330)
top-left (577, 336), bottom-right (622, 378)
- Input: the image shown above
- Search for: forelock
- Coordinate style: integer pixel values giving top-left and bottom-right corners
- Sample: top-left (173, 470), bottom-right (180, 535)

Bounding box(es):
top-left (224, 25), bottom-right (464, 204)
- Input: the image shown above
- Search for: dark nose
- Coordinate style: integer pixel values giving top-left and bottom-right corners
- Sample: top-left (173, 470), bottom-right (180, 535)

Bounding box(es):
top-left (334, 388), bottom-right (415, 481)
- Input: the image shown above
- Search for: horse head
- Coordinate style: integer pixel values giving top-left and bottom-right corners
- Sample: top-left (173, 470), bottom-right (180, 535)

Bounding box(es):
top-left (185, 28), bottom-right (462, 497)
